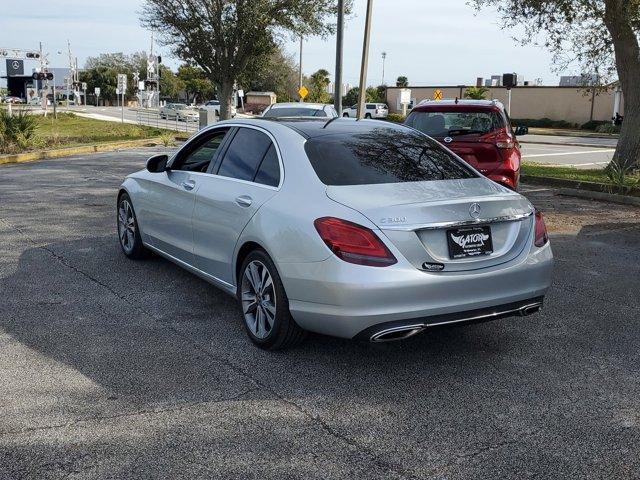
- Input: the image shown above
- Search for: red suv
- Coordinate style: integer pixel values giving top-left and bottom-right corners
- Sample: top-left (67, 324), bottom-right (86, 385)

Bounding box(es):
top-left (405, 100), bottom-right (527, 189)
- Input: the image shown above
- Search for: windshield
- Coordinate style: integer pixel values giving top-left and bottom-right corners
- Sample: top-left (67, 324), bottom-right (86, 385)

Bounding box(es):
top-left (406, 110), bottom-right (504, 137)
top-left (304, 128), bottom-right (477, 186)
top-left (264, 107), bottom-right (326, 118)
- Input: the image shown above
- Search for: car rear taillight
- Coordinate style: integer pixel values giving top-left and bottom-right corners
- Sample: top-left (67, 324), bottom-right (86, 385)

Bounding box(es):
top-left (495, 132), bottom-right (515, 149)
top-left (314, 217), bottom-right (397, 267)
top-left (534, 210), bottom-right (549, 247)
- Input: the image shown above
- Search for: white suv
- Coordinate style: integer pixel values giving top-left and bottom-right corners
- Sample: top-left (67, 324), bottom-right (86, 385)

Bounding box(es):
top-left (200, 100), bottom-right (237, 118)
top-left (342, 103), bottom-right (389, 119)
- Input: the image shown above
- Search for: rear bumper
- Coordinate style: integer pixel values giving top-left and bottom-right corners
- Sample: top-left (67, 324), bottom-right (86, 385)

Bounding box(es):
top-left (357, 296), bottom-right (545, 342)
top-left (279, 243), bottom-right (553, 339)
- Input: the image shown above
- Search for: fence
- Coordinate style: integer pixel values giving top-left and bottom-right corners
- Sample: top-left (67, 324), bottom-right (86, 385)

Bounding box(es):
top-left (134, 108), bottom-right (200, 134)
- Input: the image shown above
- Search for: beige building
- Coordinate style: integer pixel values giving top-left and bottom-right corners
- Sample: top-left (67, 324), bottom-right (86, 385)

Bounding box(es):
top-left (386, 85), bottom-right (624, 125)
top-left (245, 91), bottom-right (277, 106)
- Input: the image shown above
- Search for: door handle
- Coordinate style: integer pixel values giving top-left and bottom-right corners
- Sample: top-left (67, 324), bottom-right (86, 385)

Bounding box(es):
top-left (235, 195), bottom-right (253, 207)
top-left (181, 180), bottom-right (196, 191)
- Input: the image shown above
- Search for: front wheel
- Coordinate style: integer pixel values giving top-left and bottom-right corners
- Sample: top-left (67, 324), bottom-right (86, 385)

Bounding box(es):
top-left (238, 250), bottom-right (306, 350)
top-left (117, 193), bottom-right (147, 259)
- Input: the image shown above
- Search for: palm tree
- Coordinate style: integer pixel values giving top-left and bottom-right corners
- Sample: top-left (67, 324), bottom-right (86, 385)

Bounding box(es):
top-left (464, 86), bottom-right (489, 100)
top-left (396, 76), bottom-right (409, 88)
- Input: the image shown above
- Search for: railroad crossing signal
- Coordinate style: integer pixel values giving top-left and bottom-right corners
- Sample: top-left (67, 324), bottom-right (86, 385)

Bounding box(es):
top-left (433, 89), bottom-right (443, 101)
top-left (298, 85), bottom-right (309, 100)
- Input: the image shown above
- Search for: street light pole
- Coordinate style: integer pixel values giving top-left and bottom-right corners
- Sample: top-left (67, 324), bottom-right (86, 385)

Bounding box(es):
top-left (381, 51), bottom-right (386, 85)
top-left (334, 0), bottom-right (345, 114)
top-left (298, 35), bottom-right (304, 102)
top-left (357, 0), bottom-right (374, 120)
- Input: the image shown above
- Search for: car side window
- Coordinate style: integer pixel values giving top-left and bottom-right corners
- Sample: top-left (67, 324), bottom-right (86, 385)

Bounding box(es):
top-left (217, 128), bottom-right (272, 182)
top-left (254, 145), bottom-right (280, 187)
top-left (173, 131), bottom-right (227, 173)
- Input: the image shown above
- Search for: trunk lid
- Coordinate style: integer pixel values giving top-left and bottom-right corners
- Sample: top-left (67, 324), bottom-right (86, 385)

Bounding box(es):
top-left (434, 133), bottom-right (503, 176)
top-left (326, 178), bottom-right (534, 272)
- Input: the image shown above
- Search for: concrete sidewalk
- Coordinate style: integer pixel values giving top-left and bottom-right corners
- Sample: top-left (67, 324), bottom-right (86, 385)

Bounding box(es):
top-left (521, 134), bottom-right (618, 149)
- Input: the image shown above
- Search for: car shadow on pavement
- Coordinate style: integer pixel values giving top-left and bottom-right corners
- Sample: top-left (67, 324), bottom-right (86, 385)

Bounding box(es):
top-left (2, 225), bottom-right (640, 479)
top-left (1, 234), bottom-right (535, 404)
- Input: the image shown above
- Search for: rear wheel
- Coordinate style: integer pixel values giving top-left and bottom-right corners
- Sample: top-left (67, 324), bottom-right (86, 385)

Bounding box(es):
top-left (365, 113), bottom-right (372, 119)
top-left (117, 193), bottom-right (147, 259)
top-left (343, 113), bottom-right (350, 118)
top-left (238, 250), bottom-right (306, 350)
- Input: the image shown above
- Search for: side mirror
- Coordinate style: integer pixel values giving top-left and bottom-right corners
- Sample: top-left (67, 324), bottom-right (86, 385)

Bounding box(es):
top-left (146, 154), bottom-right (169, 173)
top-left (514, 126), bottom-right (529, 136)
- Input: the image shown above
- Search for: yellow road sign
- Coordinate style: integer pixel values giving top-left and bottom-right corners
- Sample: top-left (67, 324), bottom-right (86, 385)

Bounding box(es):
top-left (298, 85), bottom-right (309, 99)
top-left (433, 89), bottom-right (443, 101)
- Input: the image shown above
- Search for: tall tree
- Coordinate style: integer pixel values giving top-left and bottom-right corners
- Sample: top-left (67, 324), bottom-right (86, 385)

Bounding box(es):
top-left (464, 86), bottom-right (489, 100)
top-left (396, 76), bottom-right (409, 88)
top-left (307, 69), bottom-right (331, 103)
top-left (177, 65), bottom-right (215, 104)
top-left (472, 0), bottom-right (640, 170)
top-left (141, 0), bottom-right (348, 119)
top-left (248, 47), bottom-right (300, 102)
top-left (81, 52), bottom-right (148, 102)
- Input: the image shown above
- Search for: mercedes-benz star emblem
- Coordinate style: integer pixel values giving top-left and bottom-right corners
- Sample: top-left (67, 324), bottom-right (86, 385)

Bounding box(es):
top-left (469, 203), bottom-right (482, 219)
top-left (444, 137), bottom-right (453, 143)
top-left (12, 60), bottom-right (19, 70)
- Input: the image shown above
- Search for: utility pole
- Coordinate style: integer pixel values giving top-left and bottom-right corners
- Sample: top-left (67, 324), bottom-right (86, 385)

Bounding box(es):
top-left (334, 0), bottom-right (345, 114)
top-left (381, 51), bottom-right (386, 85)
top-left (357, 0), bottom-right (374, 120)
top-left (298, 35), bottom-right (303, 102)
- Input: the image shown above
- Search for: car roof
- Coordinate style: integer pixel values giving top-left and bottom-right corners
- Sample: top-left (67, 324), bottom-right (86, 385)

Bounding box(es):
top-left (269, 102), bottom-right (330, 110)
top-left (413, 99), bottom-right (504, 112)
top-left (255, 117), bottom-right (412, 139)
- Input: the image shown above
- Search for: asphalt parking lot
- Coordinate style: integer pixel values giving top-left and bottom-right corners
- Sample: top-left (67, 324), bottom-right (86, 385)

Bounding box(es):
top-left (1, 148), bottom-right (639, 479)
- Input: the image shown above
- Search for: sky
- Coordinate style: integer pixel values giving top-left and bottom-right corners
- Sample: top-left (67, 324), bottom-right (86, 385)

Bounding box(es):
top-left (0, 0), bottom-right (579, 88)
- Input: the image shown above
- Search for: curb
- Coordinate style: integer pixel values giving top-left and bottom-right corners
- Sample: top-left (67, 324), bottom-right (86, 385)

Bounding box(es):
top-left (0, 139), bottom-right (162, 166)
top-left (522, 175), bottom-right (640, 206)
top-left (521, 140), bottom-right (617, 149)
top-left (557, 188), bottom-right (640, 207)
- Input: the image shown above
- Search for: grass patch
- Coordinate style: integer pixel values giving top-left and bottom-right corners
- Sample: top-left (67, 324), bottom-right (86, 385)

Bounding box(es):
top-left (32, 112), bottom-right (170, 148)
top-left (522, 163), bottom-right (612, 183)
top-left (523, 162), bottom-right (640, 187)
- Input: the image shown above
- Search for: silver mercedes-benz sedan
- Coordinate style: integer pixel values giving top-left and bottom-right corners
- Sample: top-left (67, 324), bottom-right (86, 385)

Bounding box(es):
top-left (117, 118), bottom-right (553, 350)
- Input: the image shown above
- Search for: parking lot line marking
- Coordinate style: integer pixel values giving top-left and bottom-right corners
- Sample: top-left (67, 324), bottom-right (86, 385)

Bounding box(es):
top-left (547, 161), bottom-right (611, 167)
top-left (523, 149), bottom-right (616, 158)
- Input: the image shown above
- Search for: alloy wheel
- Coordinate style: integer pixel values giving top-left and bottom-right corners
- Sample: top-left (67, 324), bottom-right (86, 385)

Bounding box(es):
top-left (118, 199), bottom-right (136, 254)
top-left (241, 260), bottom-right (276, 339)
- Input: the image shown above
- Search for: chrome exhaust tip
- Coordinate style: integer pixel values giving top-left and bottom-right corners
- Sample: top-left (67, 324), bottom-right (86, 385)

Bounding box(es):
top-left (370, 325), bottom-right (425, 343)
top-left (520, 304), bottom-right (542, 316)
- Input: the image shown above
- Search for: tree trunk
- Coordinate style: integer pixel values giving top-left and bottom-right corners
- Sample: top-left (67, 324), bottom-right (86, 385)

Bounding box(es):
top-left (217, 79), bottom-right (235, 120)
top-left (605, 0), bottom-right (640, 171)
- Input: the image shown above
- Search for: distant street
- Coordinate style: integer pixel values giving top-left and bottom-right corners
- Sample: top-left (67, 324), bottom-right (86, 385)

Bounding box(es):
top-left (57, 106), bottom-right (618, 169)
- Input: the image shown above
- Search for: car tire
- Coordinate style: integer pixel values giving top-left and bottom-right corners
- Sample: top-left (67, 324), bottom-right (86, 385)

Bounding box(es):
top-left (343, 113), bottom-right (350, 118)
top-left (117, 193), bottom-right (147, 260)
top-left (238, 249), bottom-right (306, 350)
top-left (365, 113), bottom-right (372, 119)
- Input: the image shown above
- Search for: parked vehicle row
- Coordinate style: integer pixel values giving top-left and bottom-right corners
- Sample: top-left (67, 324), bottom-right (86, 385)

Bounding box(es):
top-left (118, 115), bottom-right (552, 350)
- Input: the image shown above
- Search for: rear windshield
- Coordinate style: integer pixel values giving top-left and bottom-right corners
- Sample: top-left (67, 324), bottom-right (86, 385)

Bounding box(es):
top-left (264, 107), bottom-right (326, 118)
top-left (304, 128), bottom-right (477, 186)
top-left (406, 110), bottom-right (504, 137)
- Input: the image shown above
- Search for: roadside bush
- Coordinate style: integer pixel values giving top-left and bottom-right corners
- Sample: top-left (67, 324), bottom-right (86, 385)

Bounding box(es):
top-left (580, 120), bottom-right (609, 131)
top-left (386, 113), bottom-right (406, 124)
top-left (159, 132), bottom-right (176, 147)
top-left (243, 103), bottom-right (268, 115)
top-left (0, 109), bottom-right (37, 154)
top-left (511, 118), bottom-right (578, 129)
top-left (595, 123), bottom-right (621, 134)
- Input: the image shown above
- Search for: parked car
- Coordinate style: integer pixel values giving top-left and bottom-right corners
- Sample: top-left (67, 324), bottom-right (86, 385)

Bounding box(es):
top-left (177, 106), bottom-right (199, 122)
top-left (405, 99), bottom-right (527, 190)
top-left (262, 102), bottom-right (338, 118)
top-left (200, 100), bottom-right (237, 118)
top-left (159, 103), bottom-right (190, 120)
top-left (342, 103), bottom-right (389, 119)
top-left (3, 96), bottom-right (25, 104)
top-left (118, 118), bottom-right (552, 350)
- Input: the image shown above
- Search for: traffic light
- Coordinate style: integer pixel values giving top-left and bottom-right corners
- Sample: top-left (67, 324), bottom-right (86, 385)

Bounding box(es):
top-left (157, 56), bottom-right (162, 64)
top-left (26, 52), bottom-right (41, 59)
top-left (31, 72), bottom-right (55, 81)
